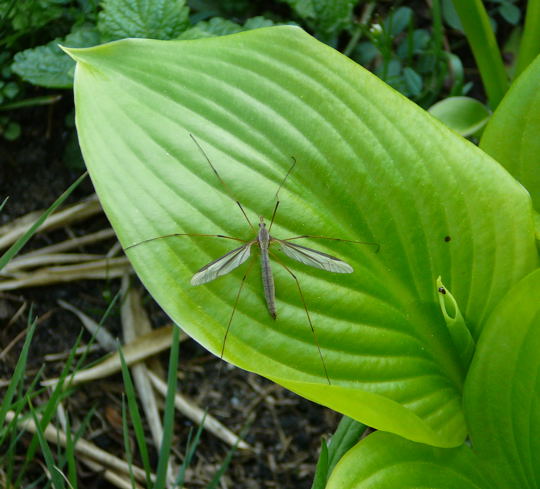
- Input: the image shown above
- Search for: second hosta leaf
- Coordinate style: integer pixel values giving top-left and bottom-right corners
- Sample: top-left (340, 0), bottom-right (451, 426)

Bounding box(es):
top-left (67, 26), bottom-right (536, 447)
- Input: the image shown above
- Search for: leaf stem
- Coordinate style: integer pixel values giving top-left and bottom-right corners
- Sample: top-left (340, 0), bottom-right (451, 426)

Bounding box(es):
top-left (342, 2), bottom-right (376, 57)
top-left (515, 0), bottom-right (540, 77)
top-left (451, 0), bottom-right (509, 108)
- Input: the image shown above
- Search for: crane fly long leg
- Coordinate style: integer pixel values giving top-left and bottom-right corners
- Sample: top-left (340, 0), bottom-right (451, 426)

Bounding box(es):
top-left (220, 258), bottom-right (256, 358)
top-left (268, 250), bottom-right (331, 385)
top-left (282, 235), bottom-right (380, 253)
top-left (125, 232), bottom-right (246, 250)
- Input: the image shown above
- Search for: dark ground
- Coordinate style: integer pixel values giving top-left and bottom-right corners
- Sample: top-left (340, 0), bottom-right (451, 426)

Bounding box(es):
top-left (0, 94), bottom-right (340, 488)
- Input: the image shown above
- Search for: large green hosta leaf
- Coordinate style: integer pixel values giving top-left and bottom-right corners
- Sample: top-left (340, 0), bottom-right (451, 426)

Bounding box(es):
top-left (67, 26), bottom-right (537, 447)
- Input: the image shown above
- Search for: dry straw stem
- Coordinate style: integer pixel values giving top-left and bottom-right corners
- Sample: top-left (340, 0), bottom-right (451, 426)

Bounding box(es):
top-left (5, 411), bottom-right (153, 485)
top-left (0, 194), bottom-right (101, 251)
top-left (19, 228), bottom-right (116, 256)
top-left (44, 344), bottom-right (101, 361)
top-left (3, 253), bottom-right (105, 272)
top-left (80, 457), bottom-right (146, 489)
top-left (42, 324), bottom-right (178, 387)
top-left (120, 274), bottom-right (175, 484)
top-left (0, 257), bottom-right (131, 290)
top-left (58, 299), bottom-right (118, 351)
top-left (147, 370), bottom-right (251, 451)
top-left (42, 317), bottom-right (249, 450)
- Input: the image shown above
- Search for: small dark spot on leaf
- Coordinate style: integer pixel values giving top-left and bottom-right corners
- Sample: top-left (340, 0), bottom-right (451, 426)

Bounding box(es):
top-left (444, 236), bottom-right (451, 242)
top-left (438, 287), bottom-right (446, 294)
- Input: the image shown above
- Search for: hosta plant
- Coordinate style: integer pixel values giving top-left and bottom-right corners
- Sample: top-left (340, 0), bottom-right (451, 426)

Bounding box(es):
top-left (66, 26), bottom-right (540, 486)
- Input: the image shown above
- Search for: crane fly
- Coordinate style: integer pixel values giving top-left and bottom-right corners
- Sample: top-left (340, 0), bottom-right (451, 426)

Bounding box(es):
top-left (126, 134), bottom-right (379, 384)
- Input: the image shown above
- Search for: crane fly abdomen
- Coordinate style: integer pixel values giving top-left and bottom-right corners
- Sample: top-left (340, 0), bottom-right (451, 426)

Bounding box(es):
top-left (257, 217), bottom-right (277, 319)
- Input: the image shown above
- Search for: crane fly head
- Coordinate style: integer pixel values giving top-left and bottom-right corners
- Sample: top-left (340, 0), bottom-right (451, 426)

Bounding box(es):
top-left (258, 216), bottom-right (266, 228)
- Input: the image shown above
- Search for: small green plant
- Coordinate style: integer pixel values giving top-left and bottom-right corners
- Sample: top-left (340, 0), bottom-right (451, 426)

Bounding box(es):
top-left (346, 5), bottom-right (463, 107)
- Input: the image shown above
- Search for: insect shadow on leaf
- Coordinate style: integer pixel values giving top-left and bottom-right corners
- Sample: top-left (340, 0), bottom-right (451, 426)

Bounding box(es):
top-left (125, 134), bottom-right (379, 384)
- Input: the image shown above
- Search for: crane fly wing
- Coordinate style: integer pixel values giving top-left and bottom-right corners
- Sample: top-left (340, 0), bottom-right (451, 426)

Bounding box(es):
top-left (191, 243), bottom-right (254, 286)
top-left (277, 240), bottom-right (354, 273)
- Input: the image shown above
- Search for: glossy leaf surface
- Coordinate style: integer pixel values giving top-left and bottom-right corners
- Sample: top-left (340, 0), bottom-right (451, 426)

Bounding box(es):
top-left (464, 269), bottom-right (540, 488)
top-left (326, 270), bottom-right (540, 488)
top-left (481, 53), bottom-right (540, 212)
top-left (326, 432), bottom-right (494, 489)
top-left (68, 26), bottom-right (536, 446)
top-left (428, 96), bottom-right (491, 136)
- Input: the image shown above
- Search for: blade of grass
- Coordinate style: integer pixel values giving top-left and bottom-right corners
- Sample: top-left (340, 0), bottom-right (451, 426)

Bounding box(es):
top-left (206, 425), bottom-right (247, 489)
top-left (310, 415), bottom-right (368, 488)
top-left (15, 331), bottom-right (84, 488)
top-left (155, 325), bottom-right (181, 489)
top-left (1, 362), bottom-right (47, 485)
top-left (59, 299), bottom-right (117, 352)
top-left (174, 412), bottom-right (208, 487)
top-left (53, 407), bottom-right (97, 489)
top-left (147, 370), bottom-right (249, 449)
top-left (423, 0), bottom-right (447, 106)
top-left (120, 277), bottom-right (166, 458)
top-left (25, 474), bottom-right (48, 489)
top-left (515, 0), bottom-right (540, 76)
top-left (0, 308), bottom-right (38, 427)
top-left (310, 440), bottom-right (329, 489)
top-left (118, 346), bottom-right (153, 487)
top-left (326, 416), bottom-right (368, 474)
top-left (0, 196), bottom-right (8, 212)
top-left (0, 95), bottom-right (62, 111)
top-left (0, 0), bottom-right (17, 33)
top-left (28, 402), bottom-right (66, 489)
top-left (121, 396), bottom-right (139, 489)
top-left (5, 410), bottom-right (150, 481)
top-left (0, 194), bottom-right (99, 252)
top-left (0, 172), bottom-right (87, 271)
top-left (451, 0), bottom-right (508, 107)
top-left (6, 410), bottom-right (150, 482)
top-left (64, 416), bottom-right (78, 489)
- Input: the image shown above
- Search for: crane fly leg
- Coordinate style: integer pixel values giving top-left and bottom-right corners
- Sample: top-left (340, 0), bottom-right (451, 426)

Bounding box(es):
top-left (281, 234), bottom-right (380, 253)
top-left (268, 250), bottom-right (331, 385)
top-left (220, 258), bottom-right (256, 359)
top-left (125, 232), bottom-right (246, 250)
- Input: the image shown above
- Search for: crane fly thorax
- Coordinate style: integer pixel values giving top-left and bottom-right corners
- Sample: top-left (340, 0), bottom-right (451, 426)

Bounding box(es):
top-left (257, 216), bottom-right (271, 250)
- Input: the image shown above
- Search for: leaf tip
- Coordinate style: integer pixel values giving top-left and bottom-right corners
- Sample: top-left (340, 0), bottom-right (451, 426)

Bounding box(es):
top-left (59, 44), bottom-right (82, 62)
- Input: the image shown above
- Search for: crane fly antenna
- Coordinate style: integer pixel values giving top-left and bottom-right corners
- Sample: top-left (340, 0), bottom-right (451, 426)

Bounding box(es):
top-left (268, 200), bottom-right (280, 233)
top-left (190, 133), bottom-right (255, 231)
top-left (274, 156), bottom-right (296, 201)
top-left (269, 156), bottom-right (296, 233)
